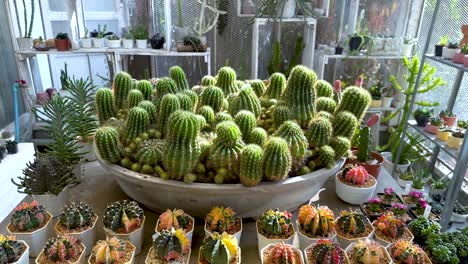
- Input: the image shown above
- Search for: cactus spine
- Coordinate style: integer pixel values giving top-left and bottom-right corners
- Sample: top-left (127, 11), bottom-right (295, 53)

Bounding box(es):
top-left (215, 67), bottom-right (239, 96)
top-left (249, 127), bottom-right (268, 146)
top-left (298, 205), bottom-right (335, 237)
top-left (127, 89), bottom-right (144, 108)
top-left (153, 78), bottom-right (178, 112)
top-left (92, 237), bottom-right (127, 264)
top-left (335, 86), bottom-right (372, 121)
top-left (123, 107), bottom-right (149, 143)
top-left (306, 117), bottom-right (333, 147)
top-left (316, 97), bottom-right (337, 113)
top-left (181, 89), bottom-right (199, 110)
top-left (176, 93), bottom-right (194, 111)
top-left (333, 111), bottom-right (358, 139)
top-left (169, 66), bottom-right (189, 91)
top-left (95, 88), bottom-right (117, 125)
top-left (239, 144), bottom-right (264, 186)
top-left (274, 121), bottom-right (308, 162)
top-left (205, 206), bottom-right (241, 235)
top-left (198, 105), bottom-right (215, 126)
top-left (315, 80), bottom-right (334, 98)
top-left (215, 111), bottom-right (233, 124)
top-left (95, 126), bottom-right (122, 163)
top-left (265, 72), bottom-right (286, 99)
top-left (158, 94), bottom-right (181, 134)
top-left (272, 105), bottom-right (290, 128)
top-left (59, 201), bottom-right (95, 230)
top-left (10, 201), bottom-right (47, 232)
top-left (201, 233), bottom-right (239, 264)
top-left (262, 137), bottom-right (292, 181)
top-left (229, 85), bottom-right (261, 117)
top-left (153, 229), bottom-right (190, 262)
top-left (317, 145), bottom-right (336, 169)
top-left (136, 80), bottom-right (153, 100)
top-left (258, 209), bottom-right (294, 238)
top-left (201, 75), bottom-right (216, 86)
top-left (0, 235), bottom-right (24, 263)
top-left (263, 243), bottom-right (296, 263)
top-left (103, 200), bottom-right (144, 233)
top-left (336, 210), bottom-right (368, 237)
top-left (44, 235), bottom-right (82, 262)
top-left (234, 110), bottom-right (257, 142)
top-left (306, 239), bottom-right (347, 264)
top-left (250, 79), bottom-right (266, 97)
top-left (135, 139), bottom-right (164, 167)
top-left (330, 136), bottom-right (351, 159)
top-left (113, 72), bottom-right (133, 110)
top-left (138, 100), bottom-right (158, 125)
top-left (200, 85), bottom-right (225, 112)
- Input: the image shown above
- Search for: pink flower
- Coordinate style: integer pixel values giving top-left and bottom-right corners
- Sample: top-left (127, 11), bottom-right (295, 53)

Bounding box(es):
top-left (391, 203), bottom-right (407, 210)
top-left (418, 198), bottom-right (428, 209)
top-left (409, 191), bottom-right (423, 199)
top-left (384, 188), bottom-right (395, 195)
top-left (368, 198), bottom-right (382, 204)
top-left (334, 80), bottom-right (342, 93)
top-left (366, 113), bottom-right (380, 127)
top-left (355, 76), bottom-right (363, 87)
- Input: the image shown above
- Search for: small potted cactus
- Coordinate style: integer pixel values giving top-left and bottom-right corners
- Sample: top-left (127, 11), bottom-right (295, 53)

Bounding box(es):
top-left (442, 42), bottom-right (460, 59)
top-left (54, 202), bottom-right (98, 256)
top-left (103, 200), bottom-right (145, 255)
top-left (439, 109), bottom-right (457, 127)
top-left (447, 131), bottom-right (464, 150)
top-left (360, 198), bottom-right (385, 222)
top-left (413, 107), bottom-right (433, 127)
top-left (401, 191), bottom-right (423, 206)
top-left (0, 234), bottom-right (30, 264)
top-left (424, 117), bottom-right (443, 134)
top-left (335, 210), bottom-right (374, 248)
top-left (410, 198), bottom-right (440, 221)
top-left (436, 126), bottom-right (450, 141)
top-left (156, 209), bottom-right (195, 241)
top-left (372, 212), bottom-right (413, 246)
top-left (261, 243), bottom-right (304, 264)
top-left (145, 229), bottom-right (191, 264)
top-left (297, 204), bottom-right (336, 250)
top-left (205, 206), bottom-right (242, 242)
top-left (390, 203), bottom-right (413, 223)
top-left (6, 140), bottom-right (18, 154)
top-left (256, 209), bottom-right (295, 254)
top-left (388, 240), bottom-right (431, 264)
top-left (376, 187), bottom-right (403, 206)
top-left (198, 232), bottom-right (241, 264)
top-left (7, 201), bottom-right (52, 257)
top-left (345, 239), bottom-right (391, 264)
top-left (304, 239), bottom-right (349, 264)
top-left (35, 235), bottom-right (86, 264)
top-left (88, 236), bottom-right (135, 264)
top-left (335, 165), bottom-right (377, 205)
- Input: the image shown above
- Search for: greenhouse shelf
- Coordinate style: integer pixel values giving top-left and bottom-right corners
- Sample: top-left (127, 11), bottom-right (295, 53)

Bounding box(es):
top-left (425, 54), bottom-right (468, 72)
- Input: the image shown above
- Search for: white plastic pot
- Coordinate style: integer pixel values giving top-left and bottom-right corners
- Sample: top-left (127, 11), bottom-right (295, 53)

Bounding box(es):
top-left (382, 97), bottom-right (393, 108)
top-left (335, 216), bottom-right (374, 249)
top-left (442, 47), bottom-right (459, 59)
top-left (451, 212), bottom-right (468, 222)
top-left (155, 214), bottom-right (195, 242)
top-left (370, 99), bottom-right (382, 108)
top-left (36, 243), bottom-right (86, 264)
top-left (92, 38), bottom-right (105, 48)
top-left (122, 39), bottom-right (134, 49)
top-left (17, 37), bottom-right (33, 50)
top-left (204, 219), bottom-right (242, 243)
top-left (55, 216), bottom-right (98, 256)
top-left (77, 141), bottom-right (96, 162)
top-left (80, 38), bottom-right (92, 49)
top-left (260, 243), bottom-right (304, 263)
top-left (12, 241), bottom-right (29, 264)
top-left (88, 241), bottom-right (135, 264)
top-left (32, 186), bottom-right (70, 217)
top-left (145, 246), bottom-right (190, 264)
top-left (344, 242), bottom-right (391, 264)
top-left (135, 39), bottom-right (147, 49)
top-left (256, 221), bottom-right (295, 256)
top-left (401, 43), bottom-right (414, 57)
top-left (296, 220), bottom-right (337, 251)
top-left (278, 0), bottom-right (296, 18)
top-left (198, 246), bottom-right (241, 264)
top-left (103, 216), bottom-right (145, 255)
top-left (8, 212), bottom-right (53, 257)
top-left (410, 186), bottom-right (424, 193)
top-left (335, 172), bottom-right (377, 205)
top-left (304, 242), bottom-right (350, 264)
top-left (107, 39), bottom-right (121, 48)
top-left (397, 177), bottom-right (412, 188)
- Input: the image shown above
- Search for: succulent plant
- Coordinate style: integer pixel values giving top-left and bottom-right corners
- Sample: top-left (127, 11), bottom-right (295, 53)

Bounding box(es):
top-left (343, 165), bottom-right (370, 185)
top-left (43, 235), bottom-right (82, 262)
top-left (272, 105), bottom-right (290, 128)
top-left (239, 144), bottom-right (264, 187)
top-left (181, 90), bottom-right (199, 108)
top-left (306, 117), bottom-right (333, 147)
top-left (274, 121), bottom-right (308, 162)
top-left (157, 209), bottom-right (192, 231)
top-left (249, 127), bottom-right (268, 146)
top-left (330, 136), bottom-right (351, 159)
top-left (263, 243), bottom-right (297, 263)
top-left (316, 97), bottom-right (337, 113)
top-left (153, 229), bottom-right (190, 262)
top-left (315, 80), bottom-right (334, 98)
top-left (262, 137), bottom-right (292, 181)
top-left (374, 212), bottom-right (405, 241)
top-left (158, 94), bottom-right (181, 134)
top-left (306, 239), bottom-right (347, 264)
top-left (215, 111), bottom-right (233, 124)
top-left (95, 88), bottom-right (117, 124)
top-left (390, 240), bottom-right (426, 264)
top-left (349, 239), bottom-right (386, 264)
top-left (250, 79), bottom-right (266, 97)
top-left (10, 201), bottom-right (47, 232)
top-left (264, 72), bottom-right (286, 99)
top-left (216, 67), bottom-right (239, 96)
top-left (138, 100), bottom-right (158, 125)
top-left (335, 86), bottom-right (371, 121)
top-left (136, 80), bottom-right (153, 100)
top-left (201, 75), bottom-right (217, 86)
top-left (103, 200), bottom-right (144, 233)
top-left (206, 206), bottom-right (241, 235)
top-left (59, 201), bottom-right (95, 230)
top-left (229, 85), bottom-right (261, 117)
top-left (127, 89), bottom-right (144, 108)
top-left (258, 209), bottom-right (294, 239)
top-left (0, 235), bottom-right (24, 263)
top-left (317, 111), bottom-right (333, 120)
top-left (316, 145), bottom-right (336, 169)
top-left (235, 80), bottom-right (245, 90)
top-left (333, 111), bottom-right (358, 139)
top-left (113, 72), bottom-right (133, 110)
top-left (177, 93), bottom-right (194, 111)
top-left (135, 139), bottom-right (164, 167)
top-left (91, 236), bottom-right (127, 264)
top-left (123, 106), bottom-right (149, 144)
top-left (298, 205), bottom-right (335, 237)
top-left (200, 232), bottom-right (239, 264)
top-left (153, 77), bottom-right (178, 110)
top-left (235, 110), bottom-right (257, 142)
top-left (336, 210), bottom-right (369, 237)
top-left (95, 126), bottom-right (122, 163)
top-left (170, 66), bottom-right (189, 91)
top-left (200, 85), bottom-right (225, 112)
top-left (198, 105), bottom-right (216, 126)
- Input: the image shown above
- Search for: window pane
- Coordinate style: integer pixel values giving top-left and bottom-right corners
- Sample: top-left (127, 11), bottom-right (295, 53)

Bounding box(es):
top-left (83, 0), bottom-right (117, 12)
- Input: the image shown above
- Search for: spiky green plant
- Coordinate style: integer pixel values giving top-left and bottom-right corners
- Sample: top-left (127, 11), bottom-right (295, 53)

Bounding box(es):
top-left (265, 72), bottom-right (286, 99)
top-left (215, 67), bottom-right (239, 96)
top-left (177, 93), bottom-right (194, 111)
top-left (249, 127), bottom-right (268, 146)
top-left (317, 111), bottom-right (333, 120)
top-left (0, 235), bottom-right (24, 263)
top-left (239, 144), bottom-right (264, 186)
top-left (200, 233), bottom-right (239, 264)
top-left (153, 229), bottom-right (190, 262)
top-left (136, 80), bottom-right (153, 100)
top-left (152, 78), bottom-right (178, 112)
top-left (336, 210), bottom-right (368, 237)
top-left (258, 209), bottom-right (294, 238)
top-left (306, 117), bottom-right (333, 147)
top-left (306, 239), bottom-right (347, 264)
top-left (263, 137), bottom-right (291, 181)
top-left (316, 97), bottom-right (337, 113)
top-left (274, 121), bottom-right (308, 162)
top-left (169, 66), bottom-right (189, 91)
top-left (200, 85), bottom-right (225, 112)
top-left (158, 94), bottom-right (181, 134)
top-left (123, 107), bottom-right (149, 144)
top-left (272, 105), bottom-right (290, 128)
top-left (59, 201), bottom-right (95, 230)
top-left (103, 200), bottom-right (144, 233)
top-left (95, 126), bottom-right (122, 163)
top-left (138, 100), bottom-right (157, 125)
top-left (315, 80), bottom-right (334, 98)
top-left (95, 88), bottom-right (116, 125)
top-left (135, 139), bottom-right (164, 167)
top-left (10, 201), bottom-right (48, 232)
top-left (91, 237), bottom-right (127, 264)
top-left (127, 89), bottom-right (144, 108)
top-left (316, 145), bottom-right (336, 169)
top-left (198, 105), bottom-right (215, 126)
top-left (335, 86), bottom-right (371, 121)
top-left (181, 89), bottom-right (199, 109)
top-left (333, 111), bottom-right (358, 139)
top-left (215, 111), bottom-right (233, 124)
top-left (250, 79), bottom-right (266, 97)
top-left (234, 110), bottom-right (256, 143)
top-left (229, 85), bottom-right (261, 117)
top-left (206, 206), bottom-right (241, 235)
top-left (44, 235), bottom-right (82, 262)
top-left (201, 75), bottom-right (217, 86)
top-left (113, 72), bottom-right (133, 110)
top-left (330, 136), bottom-right (351, 159)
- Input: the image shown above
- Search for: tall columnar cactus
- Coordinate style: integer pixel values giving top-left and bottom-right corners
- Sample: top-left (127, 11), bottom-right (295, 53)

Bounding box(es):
top-left (0, 235), bottom-right (24, 263)
top-left (229, 85), bottom-right (261, 117)
top-left (153, 229), bottom-right (190, 262)
top-left (335, 86), bottom-right (372, 121)
top-left (215, 66), bottom-right (239, 96)
top-left (200, 85), bottom-right (225, 112)
top-left (239, 144), bottom-right (264, 186)
top-left (10, 201), bottom-right (47, 232)
top-left (336, 210), bottom-right (368, 237)
top-left (316, 97), bottom-right (337, 113)
top-left (330, 136), bottom-right (351, 159)
top-left (113, 72), bottom-right (133, 110)
top-left (333, 111), bottom-right (358, 139)
top-left (95, 88), bottom-right (117, 124)
top-left (274, 121), bottom-right (308, 162)
top-left (250, 79), bottom-right (266, 97)
top-left (136, 80), bottom-right (153, 100)
top-left (249, 127), bottom-right (268, 146)
top-left (59, 201), bottom-right (95, 230)
top-left (215, 111), bottom-right (233, 124)
top-left (169, 66), bottom-right (189, 91)
top-left (317, 145), bottom-right (336, 169)
top-left (135, 139), bottom-right (164, 167)
top-left (234, 110), bottom-right (256, 142)
top-left (258, 209), bottom-right (294, 238)
top-left (264, 243), bottom-right (295, 263)
top-left (357, 126), bottom-right (372, 163)
top-left (200, 233), bottom-right (239, 264)
top-left (177, 93), bottom-right (194, 111)
top-left (138, 100), bottom-right (158, 125)
top-left (181, 89), bottom-right (199, 109)
top-left (307, 239), bottom-right (347, 264)
top-left (306, 117), bottom-right (333, 147)
top-left (265, 72), bottom-right (286, 99)
top-left (272, 105), bottom-right (290, 128)
top-left (201, 75), bottom-right (217, 86)
top-left (95, 126), bottom-right (122, 163)
top-left (315, 80), bottom-right (334, 98)
top-left (298, 205), bottom-right (335, 237)
top-left (127, 89), bottom-right (144, 108)
top-left (206, 207), bottom-right (241, 235)
top-left (44, 235), bottom-right (82, 262)
top-left (281, 65), bottom-right (317, 127)
top-left (157, 209), bottom-right (192, 231)
top-left (103, 200), bottom-right (144, 233)
top-left (153, 78), bottom-right (178, 112)
top-left (158, 94), bottom-right (181, 134)
top-left (262, 137), bottom-right (292, 181)
top-left (123, 107), bottom-right (149, 143)
top-left (92, 237), bottom-right (127, 264)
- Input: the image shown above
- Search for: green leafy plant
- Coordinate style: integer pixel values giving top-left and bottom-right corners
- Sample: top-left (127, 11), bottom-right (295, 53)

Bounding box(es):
top-left (411, 168), bottom-right (430, 190)
top-left (55, 33), bottom-right (69, 40)
top-left (447, 42), bottom-right (459, 49)
top-left (408, 216), bottom-right (441, 245)
top-left (21, 0), bottom-right (35, 38)
top-left (60, 63), bottom-right (70, 90)
top-left (106, 34), bottom-right (120, 40)
top-left (399, 169), bottom-right (413, 181)
top-left (96, 24), bottom-right (107, 38)
top-left (440, 109), bottom-right (456, 117)
top-left (183, 36), bottom-right (202, 47)
top-left (458, 119), bottom-right (468, 129)
top-left (438, 36), bottom-right (449, 46)
top-left (430, 117), bottom-right (444, 127)
top-left (368, 85), bottom-right (382, 100)
top-left (461, 43), bottom-right (468, 54)
top-left (431, 176), bottom-right (449, 190)
top-left (131, 25), bottom-right (148, 40)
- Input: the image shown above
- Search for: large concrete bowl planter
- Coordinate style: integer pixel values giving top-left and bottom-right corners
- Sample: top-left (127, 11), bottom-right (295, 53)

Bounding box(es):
top-left (103, 216), bottom-right (145, 255)
top-left (11, 241), bottom-right (29, 264)
top-left (256, 221), bottom-right (295, 256)
top-left (95, 146), bottom-right (345, 218)
top-left (296, 220), bottom-right (337, 251)
top-left (155, 214), bottom-right (195, 242)
top-left (335, 172), bottom-right (377, 205)
top-left (145, 246), bottom-right (191, 264)
top-left (204, 219), bottom-right (242, 243)
top-left (7, 212), bottom-right (53, 257)
top-left (260, 243), bottom-right (304, 264)
top-left (54, 215), bottom-right (98, 256)
top-left (32, 187), bottom-right (70, 217)
top-left (35, 243), bottom-right (86, 264)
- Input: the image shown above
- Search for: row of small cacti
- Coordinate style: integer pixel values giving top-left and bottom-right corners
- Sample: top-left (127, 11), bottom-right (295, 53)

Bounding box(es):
top-left (94, 64), bottom-right (372, 186)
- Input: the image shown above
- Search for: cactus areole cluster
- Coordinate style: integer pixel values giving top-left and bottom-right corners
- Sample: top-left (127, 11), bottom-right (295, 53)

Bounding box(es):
top-left (94, 65), bottom-right (371, 186)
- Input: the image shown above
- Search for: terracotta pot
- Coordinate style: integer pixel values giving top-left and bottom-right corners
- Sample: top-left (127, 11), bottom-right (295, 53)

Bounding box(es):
top-left (348, 151), bottom-right (384, 179)
top-left (424, 124), bottom-right (440, 134)
top-left (55, 39), bottom-right (70, 51)
top-left (453, 52), bottom-right (465, 64)
top-left (442, 115), bottom-right (457, 126)
top-left (464, 55), bottom-right (468, 67)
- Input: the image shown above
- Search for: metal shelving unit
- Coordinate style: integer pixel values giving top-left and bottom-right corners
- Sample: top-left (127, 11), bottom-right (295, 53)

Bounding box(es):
top-left (393, 1), bottom-right (468, 230)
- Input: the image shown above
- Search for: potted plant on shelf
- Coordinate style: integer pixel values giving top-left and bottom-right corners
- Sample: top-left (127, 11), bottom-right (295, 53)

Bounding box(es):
top-left (156, 209), bottom-right (195, 241)
top-left (447, 130), bottom-right (464, 150)
top-left (440, 109), bottom-right (457, 126)
top-left (198, 232), bottom-right (240, 264)
top-left (369, 84), bottom-right (382, 108)
top-left (296, 204), bottom-right (336, 250)
top-left (436, 126), bottom-right (451, 141)
top-left (451, 201), bottom-right (468, 222)
top-left (360, 198), bottom-right (385, 221)
top-left (390, 203), bottom-right (413, 223)
top-left (177, 36), bottom-right (206, 52)
top-left (145, 229), bottom-right (191, 264)
top-left (335, 165), bottom-right (377, 205)
top-left (55, 33), bottom-right (70, 51)
top-left (381, 86), bottom-right (394, 108)
top-left (377, 187), bottom-right (402, 205)
top-left (458, 119), bottom-right (468, 129)
top-left (261, 243), bottom-right (304, 264)
top-left (92, 24), bottom-right (107, 48)
top-left (335, 210), bottom-right (374, 248)
top-left (7, 201), bottom-right (52, 257)
top-left (434, 35), bottom-right (448, 56)
top-left (16, 0), bottom-right (35, 50)
top-left (410, 169), bottom-right (429, 192)
top-left (413, 107), bottom-right (433, 127)
top-left (462, 43), bottom-right (468, 67)
top-left (88, 236), bottom-right (135, 264)
top-left (408, 216), bottom-right (441, 246)
top-left (410, 198), bottom-right (440, 221)
top-left (205, 206), bottom-right (242, 242)
top-left (6, 140), bottom-right (18, 154)
top-left (150, 33), bottom-right (165, 49)
top-left (0, 234), bottom-right (30, 264)
top-left (388, 240), bottom-right (431, 263)
top-left (426, 233), bottom-right (461, 264)
top-left (304, 239), bottom-right (349, 264)
top-left (453, 43), bottom-right (466, 64)
top-left (397, 168), bottom-right (413, 188)
top-left (256, 209), bottom-right (295, 254)
top-left (80, 28), bottom-right (92, 49)
top-left (107, 34), bottom-right (121, 48)
top-left (33, 36), bottom-right (48, 51)
top-left (401, 190), bottom-right (424, 206)
top-left (103, 200), bottom-right (145, 255)
top-left (54, 202), bottom-right (98, 256)
top-left (122, 30), bottom-right (134, 49)
top-left (430, 177), bottom-right (449, 195)
top-left (345, 239), bottom-right (391, 264)
top-left (402, 37), bottom-right (417, 57)
top-left (35, 235), bottom-right (85, 264)
top-left (192, 0), bottom-right (227, 46)
top-left (372, 212), bottom-right (413, 246)
top-left (132, 25), bottom-right (148, 49)
top-left (424, 117), bottom-right (443, 134)
top-left (442, 42), bottom-right (459, 59)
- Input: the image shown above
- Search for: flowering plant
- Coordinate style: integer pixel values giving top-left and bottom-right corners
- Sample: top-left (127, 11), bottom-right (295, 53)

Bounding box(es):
top-left (414, 198), bottom-right (428, 216)
top-left (391, 203), bottom-right (407, 217)
top-left (367, 198), bottom-right (382, 212)
top-left (405, 191), bottom-right (423, 204)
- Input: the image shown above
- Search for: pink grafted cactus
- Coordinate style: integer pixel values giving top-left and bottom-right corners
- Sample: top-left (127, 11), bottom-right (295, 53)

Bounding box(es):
top-left (345, 166), bottom-right (369, 185)
top-left (366, 113), bottom-right (380, 127)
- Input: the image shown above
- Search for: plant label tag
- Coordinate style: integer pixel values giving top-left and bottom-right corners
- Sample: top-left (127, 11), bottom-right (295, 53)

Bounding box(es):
top-left (405, 184), bottom-right (411, 194)
top-left (423, 205), bottom-right (432, 219)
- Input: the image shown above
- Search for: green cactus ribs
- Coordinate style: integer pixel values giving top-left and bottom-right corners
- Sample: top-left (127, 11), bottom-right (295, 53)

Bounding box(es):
top-left (113, 72), bottom-right (133, 110)
top-left (239, 144), bottom-right (264, 186)
top-left (59, 201), bottom-right (96, 231)
top-left (169, 66), bottom-right (189, 91)
top-left (263, 137), bottom-right (292, 181)
top-left (335, 86), bottom-right (372, 121)
top-left (103, 200), bottom-right (144, 233)
top-left (200, 85), bottom-right (225, 112)
top-left (95, 126), bottom-right (122, 163)
top-left (95, 88), bottom-right (116, 125)
top-left (136, 80), bottom-right (153, 100)
top-left (216, 66), bottom-right (239, 96)
top-left (264, 72), bottom-right (286, 99)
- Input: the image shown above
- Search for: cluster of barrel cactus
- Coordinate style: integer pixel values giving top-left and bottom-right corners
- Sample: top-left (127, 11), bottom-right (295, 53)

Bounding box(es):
top-left (9, 201), bottom-right (48, 232)
top-left (257, 209), bottom-right (294, 239)
top-left (94, 64), bottom-right (371, 186)
top-left (59, 201), bottom-right (95, 230)
top-left (200, 232), bottom-right (239, 264)
top-left (91, 236), bottom-right (127, 264)
top-left (336, 210), bottom-right (369, 238)
top-left (263, 243), bottom-right (296, 263)
top-left (205, 206), bottom-right (241, 235)
top-left (0, 235), bottom-right (24, 263)
top-left (297, 204), bottom-right (335, 238)
top-left (389, 240), bottom-right (426, 263)
top-left (153, 229), bottom-right (190, 262)
top-left (374, 212), bottom-right (406, 240)
top-left (157, 209), bottom-right (192, 232)
top-left (306, 239), bottom-right (347, 264)
top-left (103, 200), bottom-right (144, 233)
top-left (43, 235), bottom-right (82, 262)
top-left (349, 240), bottom-right (386, 264)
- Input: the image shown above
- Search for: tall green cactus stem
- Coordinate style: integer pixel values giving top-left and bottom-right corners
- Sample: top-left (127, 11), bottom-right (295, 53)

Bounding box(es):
top-left (234, 110), bottom-right (257, 143)
top-left (317, 145), bottom-right (336, 169)
top-left (195, 114), bottom-right (208, 130)
top-left (250, 80), bottom-right (266, 97)
top-left (113, 72), bottom-right (133, 110)
top-left (181, 89), bottom-right (199, 110)
top-left (249, 127), bottom-right (268, 146)
top-left (158, 94), bottom-right (181, 134)
top-left (215, 67), bottom-right (239, 96)
top-left (200, 85), bottom-right (225, 112)
top-left (335, 86), bottom-right (372, 121)
top-left (169, 66), bottom-right (189, 91)
top-left (274, 121), bottom-right (308, 162)
top-left (357, 126), bottom-right (371, 163)
top-left (265, 72), bottom-right (286, 99)
top-left (229, 85), bottom-right (261, 117)
top-left (306, 117), bottom-right (333, 147)
top-left (136, 80), bottom-right (153, 100)
top-left (198, 105), bottom-right (215, 126)
top-left (177, 93), bottom-right (194, 111)
top-left (282, 65), bottom-right (317, 127)
top-left (316, 97), bottom-right (337, 113)
top-left (215, 111), bottom-right (233, 124)
top-left (272, 105), bottom-right (290, 128)
top-left (315, 80), bottom-right (334, 98)
top-left (138, 100), bottom-right (158, 125)
top-left (123, 107), bottom-right (149, 144)
top-left (239, 144), bottom-right (264, 186)
top-left (59, 202), bottom-right (95, 230)
top-left (127, 89), bottom-right (144, 108)
top-left (153, 78), bottom-right (178, 112)
top-left (95, 88), bottom-right (117, 124)
top-left (163, 111), bottom-right (201, 180)
top-left (201, 75), bottom-right (216, 86)
top-left (95, 127), bottom-right (122, 163)
top-left (330, 136), bottom-right (351, 159)
top-left (263, 137), bottom-right (292, 181)
top-left (333, 111), bottom-right (358, 139)
top-left (135, 139), bottom-right (164, 166)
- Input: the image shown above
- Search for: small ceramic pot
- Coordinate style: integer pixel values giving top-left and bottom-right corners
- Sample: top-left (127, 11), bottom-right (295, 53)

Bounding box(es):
top-left (371, 99), bottom-right (382, 108)
top-left (453, 52), bottom-right (465, 64)
top-left (150, 34), bottom-right (165, 49)
top-left (349, 36), bottom-right (364, 52)
top-left (80, 38), bottom-right (92, 49)
top-left (437, 130), bottom-right (450, 141)
top-left (335, 217), bottom-right (374, 248)
top-left (261, 243), bottom-right (303, 263)
top-left (55, 216), bottom-right (98, 256)
top-left (442, 115), bottom-right (457, 126)
top-left (397, 177), bottom-right (412, 188)
top-left (451, 212), bottom-right (468, 222)
top-left (36, 243), bottom-right (86, 264)
top-left (348, 151), bottom-right (385, 178)
top-left (256, 221), bottom-right (295, 256)
top-left (11, 241), bottom-right (29, 264)
top-left (204, 219), bottom-right (242, 244)
top-left (135, 39), bottom-right (147, 49)
top-left (447, 134), bottom-right (463, 150)
top-left (55, 39), bottom-right (70, 51)
top-left (17, 37), bottom-right (33, 50)
top-left (32, 186), bottom-right (70, 217)
top-left (107, 39), bottom-right (121, 48)
top-left (92, 38), bottom-right (105, 48)
top-left (382, 97), bottom-right (393, 107)
top-left (296, 220), bottom-right (337, 251)
top-left (122, 39), bottom-right (134, 49)
top-left (442, 47), bottom-right (459, 59)
top-left (345, 242), bottom-right (392, 263)
top-left (335, 172), bottom-right (377, 205)
top-left (88, 240), bottom-right (135, 264)
top-left (424, 124), bottom-right (440, 134)
top-left (335, 46), bottom-right (343, 54)
top-left (103, 216), bottom-right (145, 255)
top-left (434, 44), bottom-right (443, 56)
